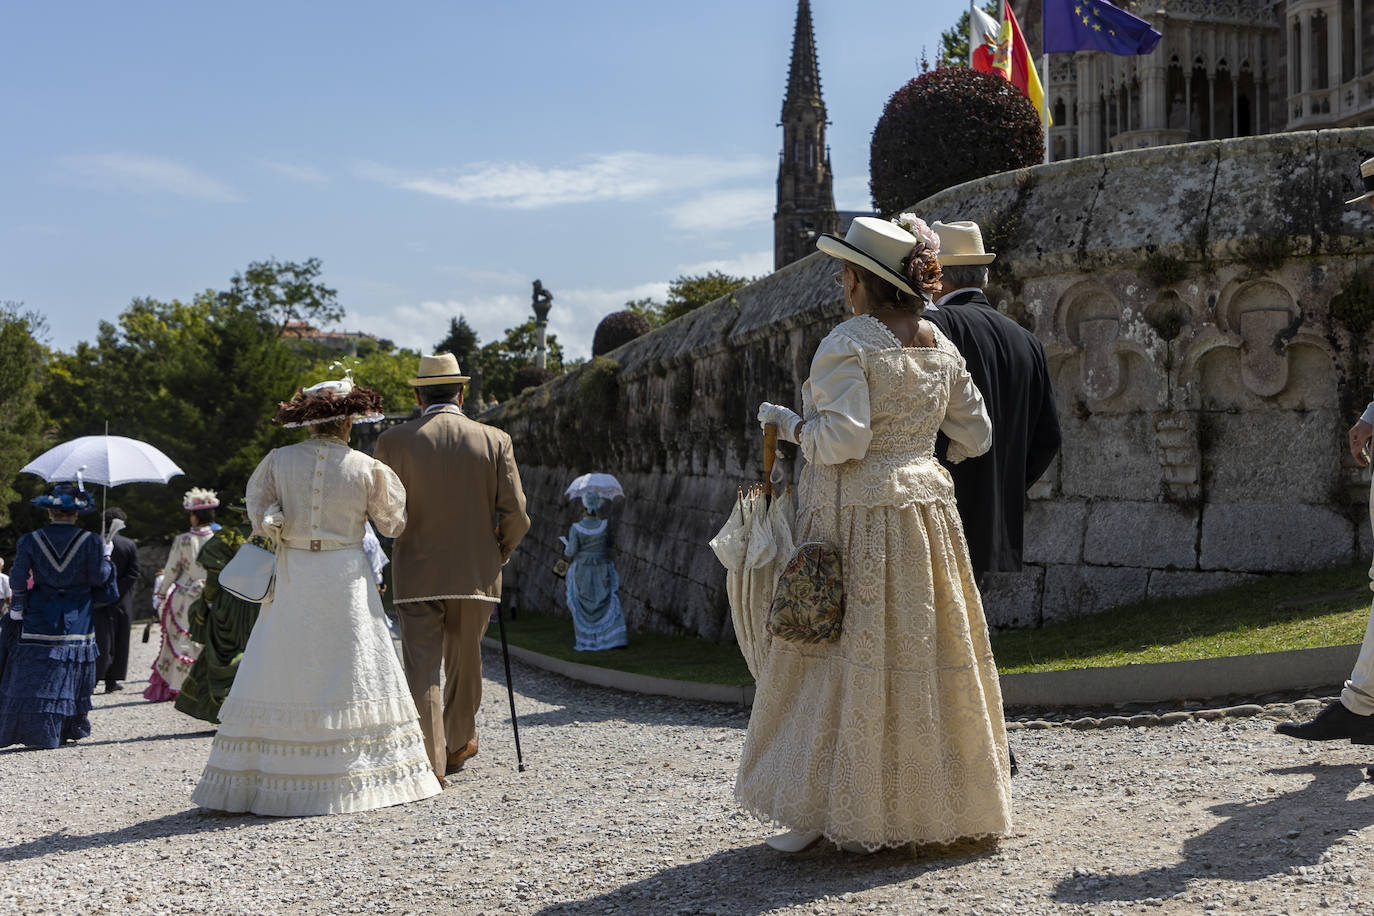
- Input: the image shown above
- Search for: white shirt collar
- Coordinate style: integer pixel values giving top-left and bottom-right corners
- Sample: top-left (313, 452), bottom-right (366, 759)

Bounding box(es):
top-left (934, 287), bottom-right (983, 309)
top-left (423, 403), bottom-right (464, 417)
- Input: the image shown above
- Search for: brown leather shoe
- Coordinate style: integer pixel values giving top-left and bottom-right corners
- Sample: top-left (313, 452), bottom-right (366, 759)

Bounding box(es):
top-left (445, 738), bottom-right (479, 775)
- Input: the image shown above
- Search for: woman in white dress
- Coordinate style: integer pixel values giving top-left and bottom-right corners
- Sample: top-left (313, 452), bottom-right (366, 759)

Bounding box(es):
top-left (737, 216), bottom-right (1011, 853)
top-left (144, 489), bottom-right (215, 701)
top-left (192, 378), bottom-right (441, 816)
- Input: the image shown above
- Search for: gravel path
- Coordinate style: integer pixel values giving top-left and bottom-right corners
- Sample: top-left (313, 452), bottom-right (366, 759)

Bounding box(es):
top-left (2, 632), bottom-right (1374, 915)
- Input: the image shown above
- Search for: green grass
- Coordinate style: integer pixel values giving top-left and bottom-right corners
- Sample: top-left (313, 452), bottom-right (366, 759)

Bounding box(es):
top-left (991, 563), bottom-right (1371, 674)
top-left (490, 564), bottom-right (1373, 687)
top-left (494, 610), bottom-right (756, 687)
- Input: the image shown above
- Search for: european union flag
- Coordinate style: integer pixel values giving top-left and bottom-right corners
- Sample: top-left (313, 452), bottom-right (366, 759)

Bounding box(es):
top-left (1043, 0), bottom-right (1162, 55)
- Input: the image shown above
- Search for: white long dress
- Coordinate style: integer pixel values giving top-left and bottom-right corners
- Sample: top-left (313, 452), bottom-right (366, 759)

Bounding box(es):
top-left (735, 315), bottom-right (1012, 849)
top-left (191, 437), bottom-right (442, 816)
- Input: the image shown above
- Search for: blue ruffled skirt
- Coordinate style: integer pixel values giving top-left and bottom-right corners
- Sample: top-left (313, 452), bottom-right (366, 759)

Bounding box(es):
top-left (0, 616), bottom-right (98, 749)
top-left (566, 555), bottom-right (627, 652)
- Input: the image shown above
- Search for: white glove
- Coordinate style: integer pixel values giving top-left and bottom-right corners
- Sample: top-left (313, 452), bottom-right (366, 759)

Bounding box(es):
top-left (757, 402), bottom-right (802, 443)
top-left (7, 607), bottom-right (20, 621)
top-left (102, 539), bottom-right (115, 559)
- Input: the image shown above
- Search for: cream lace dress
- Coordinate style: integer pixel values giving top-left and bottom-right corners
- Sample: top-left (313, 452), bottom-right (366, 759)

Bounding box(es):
top-left (191, 438), bottom-right (442, 816)
top-left (735, 314), bottom-right (1012, 849)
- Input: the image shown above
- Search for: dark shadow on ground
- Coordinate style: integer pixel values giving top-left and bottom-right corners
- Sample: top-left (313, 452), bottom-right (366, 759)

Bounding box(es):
top-left (482, 646), bottom-right (752, 731)
top-left (1052, 763), bottom-right (1374, 906)
top-left (0, 808), bottom-right (259, 864)
top-left (89, 699), bottom-right (161, 711)
top-left (77, 729), bottom-right (216, 747)
top-left (533, 838), bottom-right (999, 916)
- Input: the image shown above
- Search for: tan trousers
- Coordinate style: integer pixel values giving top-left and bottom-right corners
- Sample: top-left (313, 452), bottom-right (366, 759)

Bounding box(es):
top-left (397, 598), bottom-right (491, 775)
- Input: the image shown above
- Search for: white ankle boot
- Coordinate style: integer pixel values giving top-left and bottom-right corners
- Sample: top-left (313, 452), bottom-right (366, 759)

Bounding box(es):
top-left (765, 829), bottom-right (822, 852)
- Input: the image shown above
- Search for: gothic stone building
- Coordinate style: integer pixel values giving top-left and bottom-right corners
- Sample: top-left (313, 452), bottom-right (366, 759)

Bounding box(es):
top-left (1008, 0), bottom-right (1374, 162)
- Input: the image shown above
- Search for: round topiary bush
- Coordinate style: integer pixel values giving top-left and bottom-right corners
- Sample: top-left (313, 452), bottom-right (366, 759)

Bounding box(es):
top-left (592, 310), bottom-right (652, 357)
top-left (511, 365), bottom-right (556, 396)
top-left (869, 67), bottom-right (1043, 215)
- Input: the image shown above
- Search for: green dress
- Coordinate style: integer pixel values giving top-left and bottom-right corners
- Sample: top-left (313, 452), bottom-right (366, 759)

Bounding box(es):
top-left (174, 528), bottom-right (263, 724)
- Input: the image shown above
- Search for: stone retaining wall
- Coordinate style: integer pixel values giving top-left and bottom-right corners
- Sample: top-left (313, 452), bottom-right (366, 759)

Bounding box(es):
top-left (486, 127), bottom-right (1374, 641)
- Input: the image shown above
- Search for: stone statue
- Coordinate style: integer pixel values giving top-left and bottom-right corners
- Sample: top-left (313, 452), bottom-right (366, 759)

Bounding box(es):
top-left (532, 280), bottom-right (554, 323)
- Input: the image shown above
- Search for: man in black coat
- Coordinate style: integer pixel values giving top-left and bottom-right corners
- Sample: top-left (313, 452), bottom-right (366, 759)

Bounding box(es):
top-left (924, 220), bottom-right (1061, 584)
top-left (93, 507), bottom-right (140, 693)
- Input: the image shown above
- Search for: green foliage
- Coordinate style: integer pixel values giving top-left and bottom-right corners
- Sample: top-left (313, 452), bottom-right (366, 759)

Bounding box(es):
top-left (0, 305), bottom-right (49, 531)
top-left (41, 291), bottom-right (300, 538)
top-left (662, 272), bottom-right (751, 324)
top-left (937, 1), bottom-right (1000, 68)
top-left (623, 297), bottom-right (664, 329)
top-left (218, 256), bottom-right (342, 333)
top-left (1140, 252), bottom-right (1190, 289)
top-left (592, 310), bottom-right (652, 357)
top-left (472, 320), bottom-right (564, 403)
top-left (512, 365), bottom-right (556, 396)
top-left (578, 356), bottom-right (620, 422)
top-left (434, 315), bottom-right (480, 369)
top-left (296, 346), bottom-right (423, 414)
top-left (869, 66), bottom-right (1043, 215)
top-left (1236, 233), bottom-right (1293, 274)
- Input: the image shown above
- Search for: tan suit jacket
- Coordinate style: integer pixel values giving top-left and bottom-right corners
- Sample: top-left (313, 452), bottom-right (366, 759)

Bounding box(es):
top-left (374, 409), bottom-right (530, 603)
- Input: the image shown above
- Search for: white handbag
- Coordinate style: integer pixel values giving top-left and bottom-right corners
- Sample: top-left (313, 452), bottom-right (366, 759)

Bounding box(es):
top-left (219, 542), bottom-right (276, 603)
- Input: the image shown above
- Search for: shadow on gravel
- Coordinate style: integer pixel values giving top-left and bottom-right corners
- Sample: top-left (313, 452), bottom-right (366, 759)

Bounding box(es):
top-left (532, 839), bottom-right (998, 915)
top-left (0, 808), bottom-right (257, 864)
top-left (1051, 762), bottom-right (1374, 906)
top-left (78, 729), bottom-right (217, 747)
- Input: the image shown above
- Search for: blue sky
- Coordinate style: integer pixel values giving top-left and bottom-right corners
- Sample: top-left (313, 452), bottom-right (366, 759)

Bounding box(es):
top-left (2, 1), bottom-right (971, 361)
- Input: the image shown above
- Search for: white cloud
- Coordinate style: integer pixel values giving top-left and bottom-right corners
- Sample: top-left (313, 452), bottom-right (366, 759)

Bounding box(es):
top-left (57, 152), bottom-right (238, 201)
top-left (667, 188), bottom-right (774, 234)
top-left (355, 152), bottom-right (771, 210)
top-left (676, 249), bottom-right (774, 280)
top-left (263, 160), bottom-right (329, 185)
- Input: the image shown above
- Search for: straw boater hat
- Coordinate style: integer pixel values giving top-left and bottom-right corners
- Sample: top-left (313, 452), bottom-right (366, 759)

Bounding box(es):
top-left (816, 217), bottom-right (920, 295)
top-left (931, 221), bottom-right (997, 265)
top-left (182, 487), bottom-right (219, 511)
top-left (273, 376), bottom-right (386, 429)
top-left (408, 353), bottom-right (470, 387)
top-left (31, 482), bottom-right (97, 515)
top-left (1348, 157), bottom-right (1374, 205)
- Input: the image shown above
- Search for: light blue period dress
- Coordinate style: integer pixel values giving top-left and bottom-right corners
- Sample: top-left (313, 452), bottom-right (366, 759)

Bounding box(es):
top-left (564, 518), bottom-right (627, 651)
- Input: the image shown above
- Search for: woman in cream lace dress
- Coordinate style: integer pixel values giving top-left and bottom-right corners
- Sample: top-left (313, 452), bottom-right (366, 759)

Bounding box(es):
top-left (191, 379), bottom-right (441, 816)
top-left (144, 490), bottom-right (216, 701)
top-left (738, 216), bottom-right (1011, 852)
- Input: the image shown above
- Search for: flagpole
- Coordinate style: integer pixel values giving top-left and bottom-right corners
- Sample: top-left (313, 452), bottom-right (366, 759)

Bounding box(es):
top-left (1042, 52), bottom-right (1051, 164)
top-left (969, 0), bottom-right (976, 67)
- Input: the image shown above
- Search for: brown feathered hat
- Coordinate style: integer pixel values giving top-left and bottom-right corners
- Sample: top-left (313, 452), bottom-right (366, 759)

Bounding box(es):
top-left (273, 377), bottom-right (386, 429)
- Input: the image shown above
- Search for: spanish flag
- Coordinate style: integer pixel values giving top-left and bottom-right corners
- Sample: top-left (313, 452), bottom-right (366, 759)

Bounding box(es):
top-left (979, 2), bottom-right (1049, 125)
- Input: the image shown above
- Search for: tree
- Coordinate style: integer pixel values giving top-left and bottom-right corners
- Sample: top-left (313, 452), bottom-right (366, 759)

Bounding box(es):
top-left (434, 315), bottom-right (480, 370)
top-left (218, 256), bottom-right (343, 335)
top-left (296, 348), bottom-right (424, 415)
top-left (869, 66), bottom-right (1043, 215)
top-left (0, 304), bottom-right (49, 532)
top-left (592, 310), bottom-right (652, 357)
top-left (938, 1), bottom-right (1000, 68)
top-left (661, 272), bottom-right (752, 324)
top-left (624, 296), bottom-right (665, 329)
top-left (471, 320), bottom-right (565, 403)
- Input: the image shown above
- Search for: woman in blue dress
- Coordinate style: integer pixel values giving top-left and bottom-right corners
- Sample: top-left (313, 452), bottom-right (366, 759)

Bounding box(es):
top-left (563, 493), bottom-right (627, 651)
top-left (0, 483), bottom-right (116, 749)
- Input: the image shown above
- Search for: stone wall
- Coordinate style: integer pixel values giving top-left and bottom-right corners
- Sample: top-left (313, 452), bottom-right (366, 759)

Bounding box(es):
top-left (486, 127), bottom-right (1374, 640)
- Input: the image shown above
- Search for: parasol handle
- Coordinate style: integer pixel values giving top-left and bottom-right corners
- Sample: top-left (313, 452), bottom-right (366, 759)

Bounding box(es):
top-left (763, 423), bottom-right (778, 498)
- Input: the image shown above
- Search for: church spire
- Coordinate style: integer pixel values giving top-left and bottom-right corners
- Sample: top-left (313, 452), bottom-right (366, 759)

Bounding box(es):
top-left (774, 0), bottom-right (837, 271)
top-left (782, 0), bottom-right (823, 117)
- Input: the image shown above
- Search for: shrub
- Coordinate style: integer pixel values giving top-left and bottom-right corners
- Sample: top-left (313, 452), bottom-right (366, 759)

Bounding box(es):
top-left (592, 310), bottom-right (652, 357)
top-left (869, 67), bottom-right (1043, 214)
top-left (511, 365), bottom-right (555, 396)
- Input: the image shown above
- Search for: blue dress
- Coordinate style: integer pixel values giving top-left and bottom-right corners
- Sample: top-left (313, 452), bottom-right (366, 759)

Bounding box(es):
top-left (564, 518), bottom-right (627, 651)
top-left (0, 522), bottom-right (116, 748)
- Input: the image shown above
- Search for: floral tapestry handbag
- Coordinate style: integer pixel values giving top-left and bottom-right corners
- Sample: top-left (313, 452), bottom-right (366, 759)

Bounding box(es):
top-left (552, 558), bottom-right (570, 579)
top-left (766, 541), bottom-right (845, 644)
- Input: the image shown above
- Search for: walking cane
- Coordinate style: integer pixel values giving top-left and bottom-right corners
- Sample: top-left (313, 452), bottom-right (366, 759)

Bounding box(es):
top-left (763, 423), bottom-right (778, 501)
top-left (494, 602), bottom-right (526, 772)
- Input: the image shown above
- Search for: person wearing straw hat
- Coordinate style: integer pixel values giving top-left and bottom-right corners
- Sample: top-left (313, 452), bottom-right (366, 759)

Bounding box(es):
top-left (924, 220), bottom-right (1061, 584)
top-left (144, 488), bottom-right (217, 702)
top-left (191, 375), bottom-right (441, 815)
top-left (0, 482), bottom-right (117, 749)
top-left (374, 353), bottom-right (530, 779)
top-left (739, 216), bottom-right (1010, 853)
top-left (1275, 156), bottom-right (1374, 745)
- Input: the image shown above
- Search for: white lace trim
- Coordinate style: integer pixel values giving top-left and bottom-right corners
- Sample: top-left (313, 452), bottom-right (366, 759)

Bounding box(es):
top-left (217, 694), bottom-right (422, 732)
top-left (393, 594), bottom-right (498, 604)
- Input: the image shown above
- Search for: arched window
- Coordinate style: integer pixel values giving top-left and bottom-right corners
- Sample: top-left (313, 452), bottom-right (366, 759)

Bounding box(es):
top-left (1054, 97), bottom-right (1067, 124)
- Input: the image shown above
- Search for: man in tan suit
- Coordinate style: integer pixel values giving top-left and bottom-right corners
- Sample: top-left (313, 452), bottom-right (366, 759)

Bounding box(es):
top-left (374, 354), bottom-right (531, 779)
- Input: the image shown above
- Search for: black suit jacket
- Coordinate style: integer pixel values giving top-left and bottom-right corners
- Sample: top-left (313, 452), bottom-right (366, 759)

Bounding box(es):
top-left (925, 290), bottom-right (1061, 578)
top-left (106, 533), bottom-right (141, 615)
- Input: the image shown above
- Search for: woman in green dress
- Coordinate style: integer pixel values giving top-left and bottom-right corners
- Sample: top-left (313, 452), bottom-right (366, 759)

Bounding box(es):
top-left (174, 504), bottom-right (263, 724)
